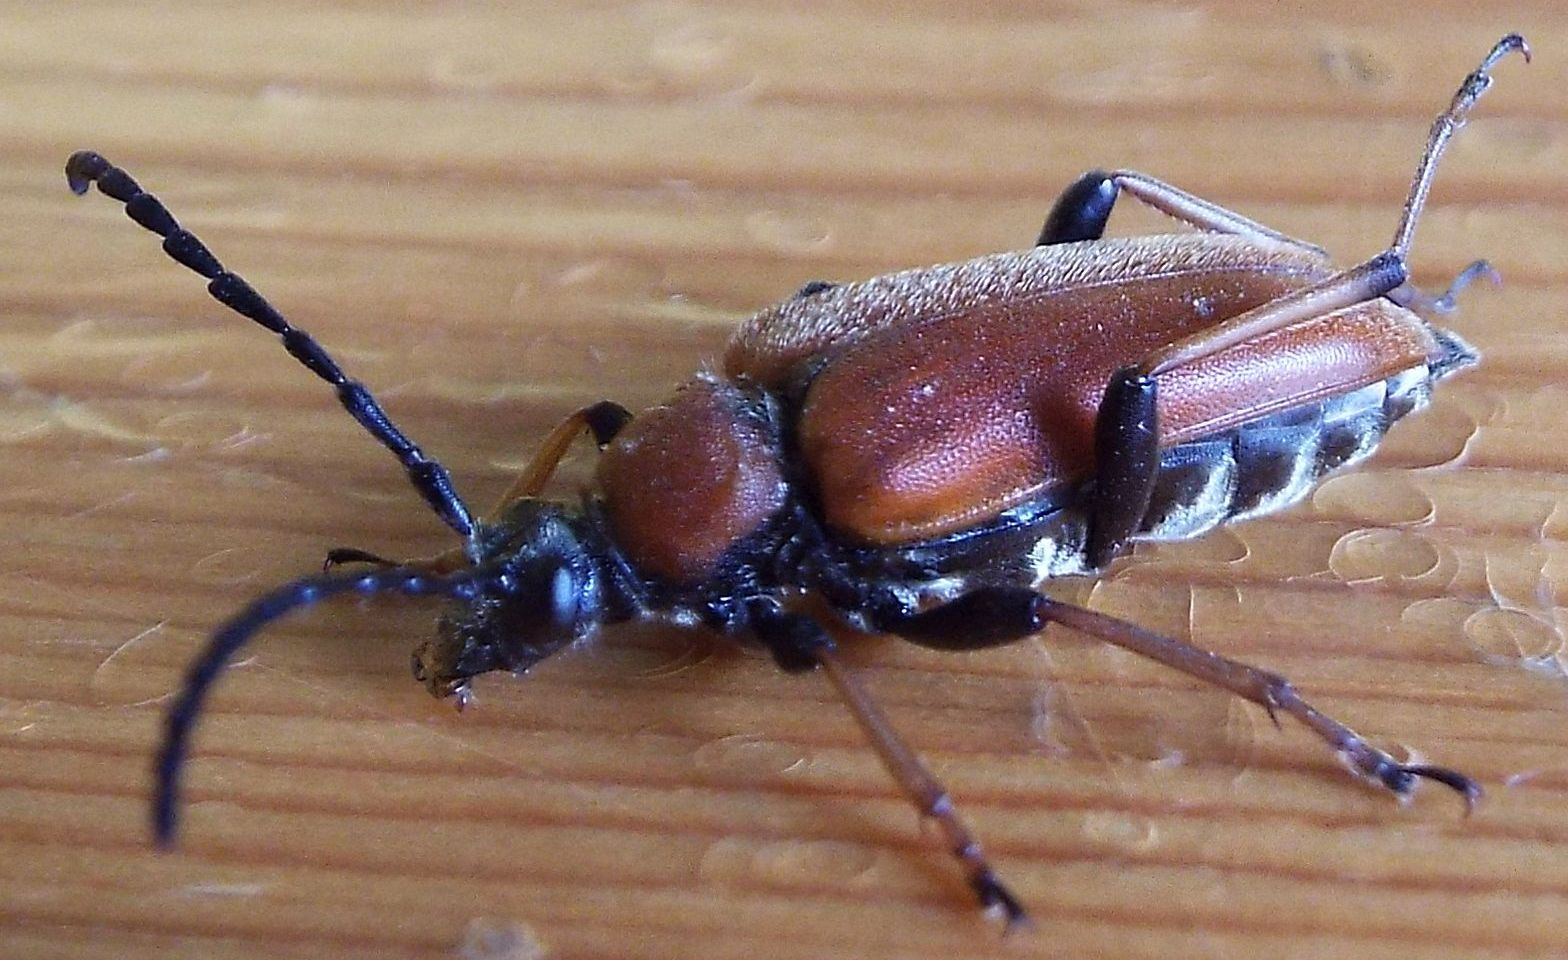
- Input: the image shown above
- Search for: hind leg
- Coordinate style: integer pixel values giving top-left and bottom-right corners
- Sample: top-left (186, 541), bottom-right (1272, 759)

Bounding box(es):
top-left (881, 587), bottom-right (1480, 808)
top-left (1037, 169), bottom-right (1324, 253)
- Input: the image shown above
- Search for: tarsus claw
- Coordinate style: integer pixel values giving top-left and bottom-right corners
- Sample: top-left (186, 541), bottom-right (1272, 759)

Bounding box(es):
top-left (1377, 758), bottom-right (1482, 815)
top-left (1406, 764), bottom-right (1484, 815)
top-left (971, 872), bottom-right (1031, 933)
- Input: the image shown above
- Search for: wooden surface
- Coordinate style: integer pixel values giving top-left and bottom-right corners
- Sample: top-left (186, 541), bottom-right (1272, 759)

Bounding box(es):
top-left (3, 3), bottom-right (1566, 958)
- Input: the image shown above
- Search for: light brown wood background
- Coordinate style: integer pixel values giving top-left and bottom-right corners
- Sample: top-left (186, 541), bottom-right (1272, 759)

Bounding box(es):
top-left (3, 3), bottom-right (1566, 958)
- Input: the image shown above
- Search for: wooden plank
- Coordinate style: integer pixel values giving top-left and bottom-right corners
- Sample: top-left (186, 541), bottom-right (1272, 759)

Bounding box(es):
top-left (1, 4), bottom-right (1563, 958)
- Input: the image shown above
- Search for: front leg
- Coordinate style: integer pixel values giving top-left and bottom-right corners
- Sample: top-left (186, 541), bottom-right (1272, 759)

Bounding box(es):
top-left (489, 400), bottom-right (632, 513)
top-left (324, 400), bottom-right (632, 574)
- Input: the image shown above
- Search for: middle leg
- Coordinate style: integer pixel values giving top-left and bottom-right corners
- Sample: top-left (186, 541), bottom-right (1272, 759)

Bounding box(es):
top-left (749, 600), bottom-right (1029, 928)
top-left (323, 400), bottom-right (632, 573)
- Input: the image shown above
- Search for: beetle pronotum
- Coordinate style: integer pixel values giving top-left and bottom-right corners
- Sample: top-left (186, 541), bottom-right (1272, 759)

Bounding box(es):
top-left (66, 34), bottom-right (1527, 927)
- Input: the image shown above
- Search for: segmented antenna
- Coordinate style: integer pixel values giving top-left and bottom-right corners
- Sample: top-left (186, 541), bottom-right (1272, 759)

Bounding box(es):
top-left (152, 563), bottom-right (510, 846)
top-left (65, 151), bottom-right (477, 540)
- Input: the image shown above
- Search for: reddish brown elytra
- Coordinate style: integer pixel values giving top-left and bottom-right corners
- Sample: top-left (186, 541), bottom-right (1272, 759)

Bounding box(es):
top-left (66, 35), bottom-right (1527, 928)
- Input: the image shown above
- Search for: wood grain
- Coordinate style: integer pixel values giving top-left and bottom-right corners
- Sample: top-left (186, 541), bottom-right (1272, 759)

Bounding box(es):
top-left (3, 3), bottom-right (1566, 958)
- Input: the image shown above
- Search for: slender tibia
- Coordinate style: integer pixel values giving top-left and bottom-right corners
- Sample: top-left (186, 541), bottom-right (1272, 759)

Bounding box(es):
top-left (886, 585), bottom-right (1477, 808)
top-left (1105, 170), bottom-right (1327, 255)
top-left (1391, 34), bottom-right (1530, 260)
top-left (815, 645), bottom-right (1029, 929)
top-left (1036, 168), bottom-right (1325, 255)
top-left (1142, 253), bottom-right (1408, 376)
top-left (1076, 36), bottom-right (1527, 382)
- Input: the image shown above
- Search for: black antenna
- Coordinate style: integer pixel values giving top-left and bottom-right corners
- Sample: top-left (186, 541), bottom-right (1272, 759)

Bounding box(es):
top-left (152, 563), bottom-right (510, 846)
top-left (65, 151), bottom-right (477, 540)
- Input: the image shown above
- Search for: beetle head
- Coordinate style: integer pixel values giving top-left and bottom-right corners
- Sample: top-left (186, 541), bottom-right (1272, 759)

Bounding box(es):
top-left (411, 501), bottom-right (605, 703)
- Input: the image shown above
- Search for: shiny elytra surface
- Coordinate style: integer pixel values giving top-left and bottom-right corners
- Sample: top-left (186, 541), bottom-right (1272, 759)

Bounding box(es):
top-left (2, 4), bottom-right (1566, 960)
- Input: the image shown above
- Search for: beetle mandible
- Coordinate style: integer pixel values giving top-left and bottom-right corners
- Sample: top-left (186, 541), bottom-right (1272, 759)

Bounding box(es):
top-left (65, 34), bottom-right (1528, 928)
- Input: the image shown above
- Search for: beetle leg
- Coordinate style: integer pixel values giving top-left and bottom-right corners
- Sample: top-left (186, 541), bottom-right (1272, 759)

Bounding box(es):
top-left (65, 151), bottom-right (479, 542)
top-left (819, 642), bottom-right (1029, 930)
top-left (316, 399), bottom-right (628, 570)
top-left (1143, 34), bottom-right (1529, 376)
top-left (1035, 596), bottom-right (1482, 809)
top-left (1388, 259), bottom-right (1501, 315)
top-left (323, 398), bottom-right (630, 587)
top-left (487, 400), bottom-right (632, 516)
top-left (876, 586), bottom-right (1048, 650)
top-left (897, 587), bottom-right (1480, 809)
top-left (320, 545), bottom-right (469, 577)
top-left (1142, 252), bottom-right (1409, 376)
top-left (321, 547), bottom-right (399, 571)
top-left (1037, 170), bottom-right (1119, 245)
top-left (1037, 169), bottom-right (1326, 256)
top-left (1389, 35), bottom-right (1529, 261)
top-left (1053, 365), bottom-right (1165, 571)
top-left (1086, 368), bottom-right (1160, 568)
top-left (749, 601), bottom-right (1028, 928)
top-left (793, 280), bottom-right (837, 299)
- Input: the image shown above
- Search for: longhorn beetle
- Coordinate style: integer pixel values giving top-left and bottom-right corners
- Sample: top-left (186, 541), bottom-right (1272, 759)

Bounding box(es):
top-left (66, 35), bottom-right (1528, 928)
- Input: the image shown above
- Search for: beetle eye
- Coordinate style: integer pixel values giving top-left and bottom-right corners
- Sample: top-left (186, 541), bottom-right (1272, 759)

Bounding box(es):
top-left (511, 557), bottom-right (580, 634)
top-left (545, 561), bottom-right (579, 629)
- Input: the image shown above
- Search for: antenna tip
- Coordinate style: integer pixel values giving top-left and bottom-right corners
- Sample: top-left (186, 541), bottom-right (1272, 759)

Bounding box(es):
top-left (64, 150), bottom-right (107, 195)
top-left (152, 797), bottom-right (179, 849)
